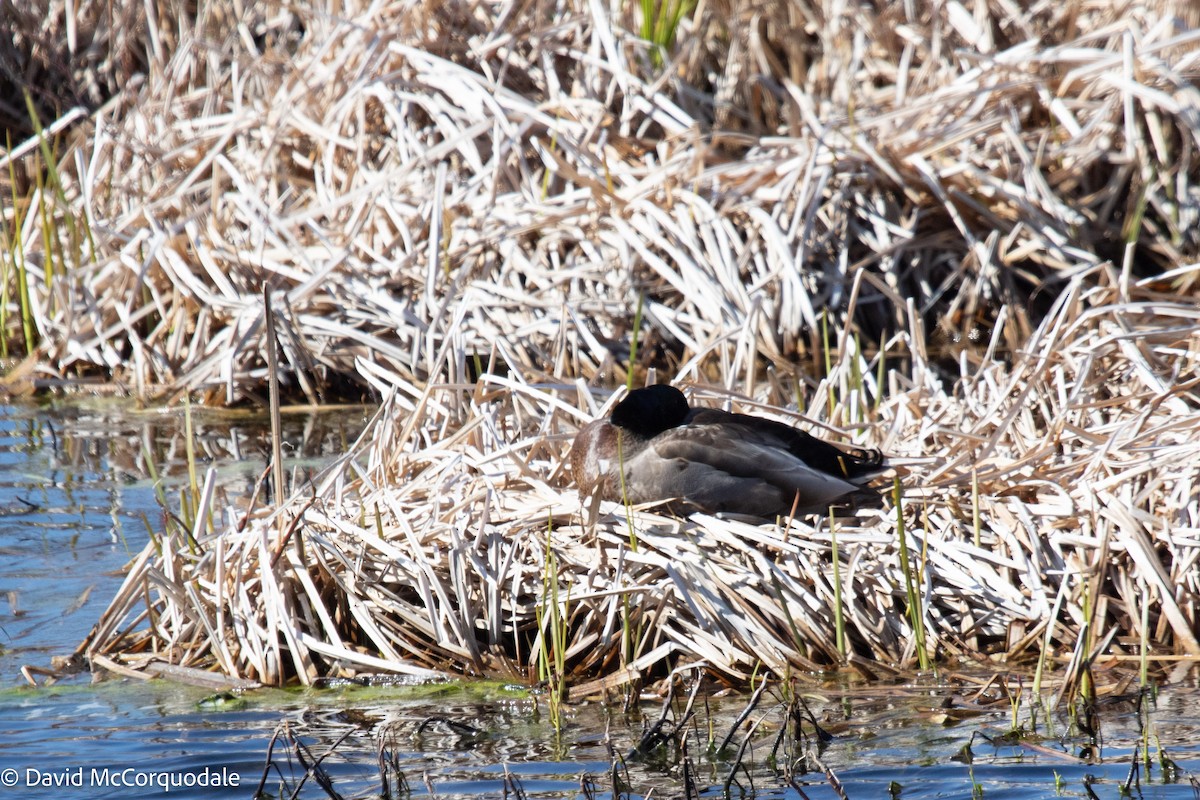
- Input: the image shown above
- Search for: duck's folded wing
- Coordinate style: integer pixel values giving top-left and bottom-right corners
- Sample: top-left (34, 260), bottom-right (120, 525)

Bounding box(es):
top-left (687, 408), bottom-right (883, 479)
top-left (645, 426), bottom-right (862, 508)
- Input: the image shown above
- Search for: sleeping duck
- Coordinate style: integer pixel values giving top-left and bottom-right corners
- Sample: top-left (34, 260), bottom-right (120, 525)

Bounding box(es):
top-left (570, 384), bottom-right (884, 517)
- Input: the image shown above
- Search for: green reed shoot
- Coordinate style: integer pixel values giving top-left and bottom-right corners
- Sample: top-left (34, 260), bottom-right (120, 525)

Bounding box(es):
top-left (1078, 582), bottom-right (1095, 706)
top-left (770, 568), bottom-right (807, 662)
top-left (26, 91), bottom-right (96, 299)
top-left (1123, 182), bottom-right (1149, 246)
top-left (1154, 733), bottom-right (1176, 781)
top-left (1141, 721), bottom-right (1153, 774)
top-left (620, 590), bottom-right (647, 673)
top-left (894, 478), bottom-right (929, 670)
top-left (625, 291), bottom-right (644, 391)
top-left (140, 433), bottom-right (199, 553)
top-left (1, 137), bottom-right (17, 358)
top-left (822, 310), bottom-right (835, 419)
top-left (1008, 681), bottom-right (1022, 732)
top-left (617, 292), bottom-right (646, 551)
top-left (792, 378), bottom-right (806, 416)
top-left (621, 592), bottom-right (632, 671)
top-left (536, 519), bottom-right (569, 734)
top-left (638, 0), bottom-right (695, 69)
top-left (1033, 578), bottom-right (1069, 702)
top-left (956, 736), bottom-right (981, 798)
top-left (615, 431), bottom-right (639, 552)
top-left (830, 509), bottom-right (846, 661)
top-left (183, 396), bottom-right (209, 536)
top-left (971, 469), bottom-right (981, 549)
top-left (1053, 576), bottom-right (1094, 715)
top-left (35, 172), bottom-right (53, 293)
top-left (874, 335), bottom-right (886, 410)
top-left (181, 401), bottom-right (196, 499)
top-left (4, 93), bottom-right (100, 359)
top-left (849, 332), bottom-right (865, 420)
top-left (1139, 585), bottom-right (1151, 690)
top-left (4, 145), bottom-right (34, 355)
top-left (142, 440), bottom-right (169, 520)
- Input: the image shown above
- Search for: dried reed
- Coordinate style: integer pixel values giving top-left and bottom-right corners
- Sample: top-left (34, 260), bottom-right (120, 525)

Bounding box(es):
top-left (0, 0), bottom-right (1196, 691)
top-left (1, 0), bottom-right (1197, 400)
top-left (81, 277), bottom-right (1200, 691)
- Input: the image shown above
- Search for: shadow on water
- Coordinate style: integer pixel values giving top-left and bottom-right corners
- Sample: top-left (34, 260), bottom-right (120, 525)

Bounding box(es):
top-left (0, 399), bottom-right (1198, 800)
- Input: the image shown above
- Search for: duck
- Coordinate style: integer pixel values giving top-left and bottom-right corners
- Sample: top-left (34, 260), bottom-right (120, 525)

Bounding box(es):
top-left (570, 384), bottom-right (884, 517)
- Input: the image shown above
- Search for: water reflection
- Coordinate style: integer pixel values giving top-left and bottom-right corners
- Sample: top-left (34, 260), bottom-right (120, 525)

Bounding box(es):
top-left (0, 399), bottom-right (370, 686)
top-left (249, 682), bottom-right (1200, 800)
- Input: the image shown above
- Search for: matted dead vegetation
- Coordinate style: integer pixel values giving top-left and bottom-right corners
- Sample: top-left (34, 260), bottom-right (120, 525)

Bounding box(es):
top-left (3, 0), bottom-right (1198, 689)
top-left (2, 0), bottom-right (1198, 399)
top-left (81, 272), bottom-right (1200, 692)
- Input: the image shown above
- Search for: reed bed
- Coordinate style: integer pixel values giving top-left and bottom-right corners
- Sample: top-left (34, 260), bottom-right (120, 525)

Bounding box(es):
top-left (82, 271), bottom-right (1200, 690)
top-left (2, 0), bottom-right (1197, 398)
top-left (2, 0), bottom-right (1197, 689)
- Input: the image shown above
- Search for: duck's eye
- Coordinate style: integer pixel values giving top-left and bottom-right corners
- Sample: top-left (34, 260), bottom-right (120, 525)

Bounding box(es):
top-left (674, 459), bottom-right (688, 472)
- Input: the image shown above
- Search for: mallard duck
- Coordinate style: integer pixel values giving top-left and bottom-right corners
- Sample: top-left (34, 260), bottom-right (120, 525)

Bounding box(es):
top-left (570, 384), bottom-right (884, 516)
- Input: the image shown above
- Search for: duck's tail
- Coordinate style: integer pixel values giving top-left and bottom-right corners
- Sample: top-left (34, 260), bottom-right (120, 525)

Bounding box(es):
top-left (837, 446), bottom-right (889, 485)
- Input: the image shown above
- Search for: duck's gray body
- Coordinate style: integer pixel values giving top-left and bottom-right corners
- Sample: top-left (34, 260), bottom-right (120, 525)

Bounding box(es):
top-left (570, 385), bottom-right (883, 517)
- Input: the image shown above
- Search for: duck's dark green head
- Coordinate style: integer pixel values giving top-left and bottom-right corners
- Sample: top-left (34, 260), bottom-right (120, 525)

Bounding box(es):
top-left (609, 384), bottom-right (690, 439)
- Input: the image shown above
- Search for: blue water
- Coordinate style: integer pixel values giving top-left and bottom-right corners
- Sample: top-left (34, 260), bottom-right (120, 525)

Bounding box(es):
top-left (0, 401), bottom-right (1198, 800)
